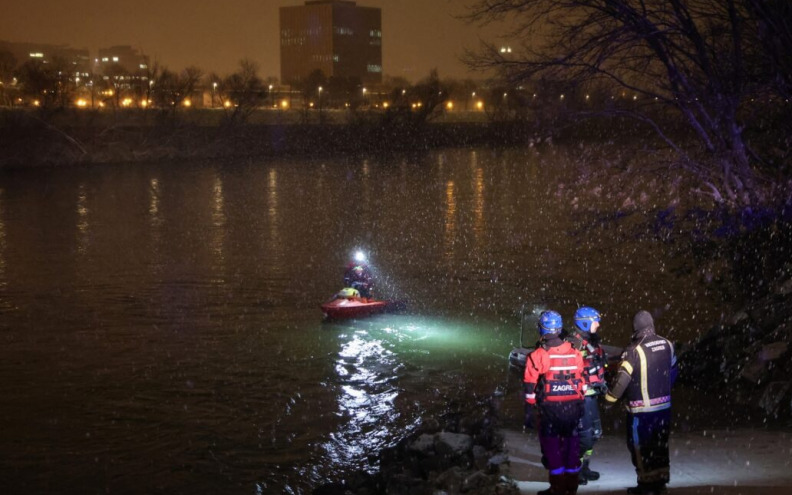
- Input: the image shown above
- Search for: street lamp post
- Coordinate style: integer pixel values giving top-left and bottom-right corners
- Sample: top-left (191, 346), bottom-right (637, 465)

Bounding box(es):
top-left (318, 86), bottom-right (323, 120)
top-left (212, 82), bottom-right (217, 108)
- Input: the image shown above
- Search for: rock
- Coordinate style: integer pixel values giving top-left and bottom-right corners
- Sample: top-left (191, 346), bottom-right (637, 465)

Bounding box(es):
top-left (409, 434), bottom-right (436, 455)
top-left (420, 417), bottom-right (442, 434)
top-left (777, 277), bottom-right (792, 296)
top-left (472, 445), bottom-right (488, 470)
top-left (435, 432), bottom-right (473, 457)
top-left (732, 310), bottom-right (749, 325)
top-left (435, 466), bottom-right (464, 492)
top-left (487, 453), bottom-right (509, 473)
top-left (739, 358), bottom-right (767, 384)
top-left (462, 470), bottom-right (491, 492)
top-left (759, 342), bottom-right (788, 361)
top-left (739, 342), bottom-right (790, 383)
top-left (758, 381), bottom-right (792, 417)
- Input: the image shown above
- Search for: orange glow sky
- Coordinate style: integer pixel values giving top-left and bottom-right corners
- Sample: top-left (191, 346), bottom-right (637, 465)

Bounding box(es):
top-left (0, 0), bottom-right (509, 81)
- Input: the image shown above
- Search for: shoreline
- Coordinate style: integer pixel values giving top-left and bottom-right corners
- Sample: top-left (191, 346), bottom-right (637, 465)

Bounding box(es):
top-left (0, 108), bottom-right (658, 169)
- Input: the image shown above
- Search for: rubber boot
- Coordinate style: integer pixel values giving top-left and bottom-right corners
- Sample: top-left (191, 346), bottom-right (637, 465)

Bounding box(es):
top-left (581, 458), bottom-right (600, 481)
top-left (537, 474), bottom-right (565, 495)
top-left (564, 471), bottom-right (580, 495)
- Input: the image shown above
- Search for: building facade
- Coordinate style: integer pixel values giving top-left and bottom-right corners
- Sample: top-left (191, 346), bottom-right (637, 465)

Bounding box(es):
top-left (0, 40), bottom-right (90, 78)
top-left (280, 0), bottom-right (382, 85)
top-left (95, 45), bottom-right (149, 76)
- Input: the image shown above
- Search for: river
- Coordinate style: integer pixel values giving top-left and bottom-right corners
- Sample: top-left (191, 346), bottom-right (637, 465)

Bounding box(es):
top-left (0, 147), bottom-right (725, 494)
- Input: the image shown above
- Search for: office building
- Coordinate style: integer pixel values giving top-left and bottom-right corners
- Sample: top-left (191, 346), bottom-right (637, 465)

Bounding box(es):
top-left (0, 40), bottom-right (90, 78)
top-left (280, 0), bottom-right (382, 85)
top-left (95, 45), bottom-right (149, 76)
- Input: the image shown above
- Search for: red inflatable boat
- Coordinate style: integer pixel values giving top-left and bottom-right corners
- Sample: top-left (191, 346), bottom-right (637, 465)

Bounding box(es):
top-left (320, 296), bottom-right (389, 320)
top-left (320, 288), bottom-right (405, 320)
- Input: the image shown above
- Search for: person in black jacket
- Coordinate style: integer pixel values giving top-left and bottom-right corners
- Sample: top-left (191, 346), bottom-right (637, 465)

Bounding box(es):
top-left (605, 310), bottom-right (677, 495)
top-left (566, 306), bottom-right (607, 485)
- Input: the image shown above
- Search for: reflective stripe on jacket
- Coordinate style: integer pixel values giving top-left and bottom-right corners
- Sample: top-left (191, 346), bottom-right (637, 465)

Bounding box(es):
top-left (524, 339), bottom-right (586, 406)
top-left (606, 329), bottom-right (676, 413)
top-left (567, 331), bottom-right (607, 396)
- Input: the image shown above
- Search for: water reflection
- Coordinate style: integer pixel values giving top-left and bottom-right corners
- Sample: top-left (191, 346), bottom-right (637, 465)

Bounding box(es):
top-left (472, 156), bottom-right (485, 248)
top-left (211, 174), bottom-right (226, 270)
top-left (266, 168), bottom-right (283, 268)
top-left (323, 330), bottom-right (400, 469)
top-left (444, 180), bottom-right (457, 264)
top-left (76, 183), bottom-right (90, 256)
top-left (0, 189), bottom-right (5, 289)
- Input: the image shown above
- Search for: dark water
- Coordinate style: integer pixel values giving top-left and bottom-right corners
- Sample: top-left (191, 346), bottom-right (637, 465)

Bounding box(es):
top-left (0, 148), bottom-right (725, 494)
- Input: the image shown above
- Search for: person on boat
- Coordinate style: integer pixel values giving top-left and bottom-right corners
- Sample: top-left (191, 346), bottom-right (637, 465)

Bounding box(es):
top-left (524, 310), bottom-right (586, 495)
top-left (564, 306), bottom-right (607, 486)
top-left (343, 254), bottom-right (373, 298)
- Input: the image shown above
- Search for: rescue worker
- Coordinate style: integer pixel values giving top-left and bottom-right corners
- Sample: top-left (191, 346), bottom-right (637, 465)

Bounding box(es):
top-left (524, 310), bottom-right (586, 495)
top-left (565, 306), bottom-right (607, 485)
top-left (605, 310), bottom-right (677, 495)
top-left (343, 261), bottom-right (373, 298)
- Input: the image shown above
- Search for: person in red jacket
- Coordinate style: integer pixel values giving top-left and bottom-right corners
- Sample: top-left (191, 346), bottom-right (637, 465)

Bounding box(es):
top-left (605, 310), bottom-right (677, 495)
top-left (524, 310), bottom-right (586, 495)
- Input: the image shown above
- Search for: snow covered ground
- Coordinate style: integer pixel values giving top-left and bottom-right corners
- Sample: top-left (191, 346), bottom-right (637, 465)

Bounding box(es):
top-left (503, 427), bottom-right (792, 494)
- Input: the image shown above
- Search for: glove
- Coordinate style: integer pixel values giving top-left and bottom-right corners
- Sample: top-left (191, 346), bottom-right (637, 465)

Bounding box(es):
top-left (524, 404), bottom-right (536, 430)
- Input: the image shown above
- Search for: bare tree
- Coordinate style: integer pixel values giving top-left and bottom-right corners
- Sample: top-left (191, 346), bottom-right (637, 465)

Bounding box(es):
top-left (15, 56), bottom-right (75, 112)
top-left (218, 59), bottom-right (264, 125)
top-left (466, 0), bottom-right (792, 205)
top-left (102, 62), bottom-right (129, 109)
top-left (150, 65), bottom-right (203, 118)
top-left (0, 49), bottom-right (17, 106)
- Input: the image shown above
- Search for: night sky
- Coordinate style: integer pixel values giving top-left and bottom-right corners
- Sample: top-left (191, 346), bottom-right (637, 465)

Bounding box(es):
top-left (1, 0), bottom-right (506, 81)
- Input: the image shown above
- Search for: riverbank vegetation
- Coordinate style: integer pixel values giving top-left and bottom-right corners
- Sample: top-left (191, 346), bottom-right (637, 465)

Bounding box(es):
top-left (465, 0), bottom-right (792, 207)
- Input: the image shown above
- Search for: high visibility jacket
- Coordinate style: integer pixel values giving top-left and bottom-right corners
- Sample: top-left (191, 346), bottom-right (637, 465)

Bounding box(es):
top-left (567, 331), bottom-right (607, 396)
top-left (524, 339), bottom-right (586, 406)
top-left (605, 328), bottom-right (677, 413)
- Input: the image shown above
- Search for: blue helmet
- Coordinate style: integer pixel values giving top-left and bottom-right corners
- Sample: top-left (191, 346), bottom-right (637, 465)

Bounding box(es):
top-left (574, 306), bottom-right (601, 332)
top-left (538, 310), bottom-right (563, 336)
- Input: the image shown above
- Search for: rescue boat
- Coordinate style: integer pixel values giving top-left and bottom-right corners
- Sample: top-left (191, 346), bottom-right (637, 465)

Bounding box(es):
top-left (320, 288), bottom-right (405, 320)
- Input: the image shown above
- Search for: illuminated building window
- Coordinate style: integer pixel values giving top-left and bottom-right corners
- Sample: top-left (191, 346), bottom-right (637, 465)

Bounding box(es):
top-left (367, 64), bottom-right (382, 73)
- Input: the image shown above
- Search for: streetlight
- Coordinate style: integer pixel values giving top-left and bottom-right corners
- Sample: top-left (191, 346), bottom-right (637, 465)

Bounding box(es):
top-left (268, 84), bottom-right (273, 108)
top-left (212, 82), bottom-right (217, 108)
